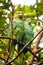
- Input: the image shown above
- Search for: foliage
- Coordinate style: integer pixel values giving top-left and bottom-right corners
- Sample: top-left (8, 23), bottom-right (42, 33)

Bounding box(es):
top-left (0, 0), bottom-right (43, 65)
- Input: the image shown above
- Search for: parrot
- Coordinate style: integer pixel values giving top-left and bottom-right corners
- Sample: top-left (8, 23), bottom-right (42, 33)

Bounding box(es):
top-left (7, 18), bottom-right (34, 52)
top-left (7, 18), bottom-right (24, 40)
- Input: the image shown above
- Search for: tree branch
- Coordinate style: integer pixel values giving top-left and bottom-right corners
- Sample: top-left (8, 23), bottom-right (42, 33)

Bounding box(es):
top-left (6, 28), bottom-right (43, 65)
top-left (29, 29), bottom-right (43, 65)
top-left (0, 57), bottom-right (6, 61)
top-left (4, 0), bottom-right (14, 65)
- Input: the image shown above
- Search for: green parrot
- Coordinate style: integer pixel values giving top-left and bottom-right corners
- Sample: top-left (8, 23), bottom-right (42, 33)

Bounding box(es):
top-left (7, 18), bottom-right (34, 51)
top-left (7, 18), bottom-right (24, 40)
top-left (7, 18), bottom-right (34, 42)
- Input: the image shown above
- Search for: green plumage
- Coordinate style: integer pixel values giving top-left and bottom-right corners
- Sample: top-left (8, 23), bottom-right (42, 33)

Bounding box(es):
top-left (7, 18), bottom-right (34, 44)
top-left (23, 24), bottom-right (34, 44)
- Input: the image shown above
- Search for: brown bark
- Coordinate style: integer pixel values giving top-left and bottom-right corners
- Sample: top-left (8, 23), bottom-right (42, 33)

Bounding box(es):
top-left (29, 30), bottom-right (43, 65)
top-left (6, 29), bottom-right (43, 65)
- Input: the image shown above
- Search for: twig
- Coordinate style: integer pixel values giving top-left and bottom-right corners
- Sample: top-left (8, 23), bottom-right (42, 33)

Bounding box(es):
top-left (0, 29), bottom-right (43, 64)
top-left (0, 36), bottom-right (39, 59)
top-left (29, 29), bottom-right (43, 65)
top-left (0, 29), bottom-right (43, 59)
top-left (4, 0), bottom-right (14, 65)
top-left (0, 57), bottom-right (6, 61)
top-left (6, 28), bottom-right (43, 65)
